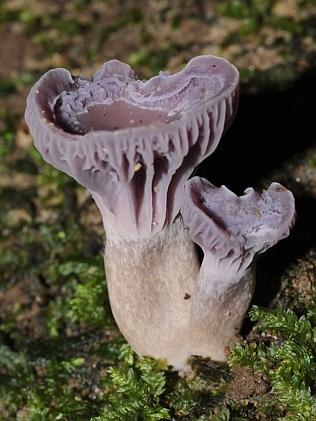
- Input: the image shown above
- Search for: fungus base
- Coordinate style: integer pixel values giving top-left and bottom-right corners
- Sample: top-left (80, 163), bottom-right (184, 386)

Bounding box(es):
top-left (104, 218), bottom-right (200, 370)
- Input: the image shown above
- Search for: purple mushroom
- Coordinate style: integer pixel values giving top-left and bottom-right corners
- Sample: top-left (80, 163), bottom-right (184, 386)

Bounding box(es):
top-left (181, 177), bottom-right (296, 361)
top-left (25, 56), bottom-right (239, 369)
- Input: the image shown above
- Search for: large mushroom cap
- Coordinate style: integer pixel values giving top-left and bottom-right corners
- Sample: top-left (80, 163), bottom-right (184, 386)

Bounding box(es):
top-left (181, 177), bottom-right (295, 271)
top-left (25, 56), bottom-right (239, 239)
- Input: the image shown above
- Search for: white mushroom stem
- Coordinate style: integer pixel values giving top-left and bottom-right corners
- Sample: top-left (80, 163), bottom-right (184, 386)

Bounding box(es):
top-left (104, 217), bottom-right (200, 370)
top-left (188, 254), bottom-right (255, 361)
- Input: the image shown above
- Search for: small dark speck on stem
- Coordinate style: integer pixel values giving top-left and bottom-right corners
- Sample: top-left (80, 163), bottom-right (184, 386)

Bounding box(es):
top-left (184, 293), bottom-right (191, 300)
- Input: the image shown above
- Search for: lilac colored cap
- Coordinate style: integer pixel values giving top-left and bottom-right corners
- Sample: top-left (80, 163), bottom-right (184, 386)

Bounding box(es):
top-left (181, 177), bottom-right (295, 270)
top-left (25, 57), bottom-right (239, 239)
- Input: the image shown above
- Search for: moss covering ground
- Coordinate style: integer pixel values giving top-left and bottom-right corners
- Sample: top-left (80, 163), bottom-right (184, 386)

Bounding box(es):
top-left (0, 0), bottom-right (316, 419)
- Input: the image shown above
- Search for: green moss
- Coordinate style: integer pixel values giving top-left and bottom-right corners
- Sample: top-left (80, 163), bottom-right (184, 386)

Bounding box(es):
top-left (218, 0), bottom-right (274, 34)
top-left (47, 258), bottom-right (113, 336)
top-left (92, 345), bottom-right (170, 421)
top-left (97, 7), bottom-right (143, 46)
top-left (0, 331), bottom-right (125, 420)
top-left (128, 43), bottom-right (178, 75)
top-left (0, 345), bottom-right (34, 418)
top-left (218, 0), bottom-right (302, 36)
top-left (0, 344), bottom-right (100, 420)
top-left (128, 49), bottom-right (152, 67)
top-left (0, 108), bottom-right (17, 163)
top-left (229, 306), bottom-right (316, 420)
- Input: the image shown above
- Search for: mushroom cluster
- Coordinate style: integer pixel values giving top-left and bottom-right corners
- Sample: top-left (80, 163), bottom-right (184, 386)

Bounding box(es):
top-left (25, 56), bottom-right (295, 370)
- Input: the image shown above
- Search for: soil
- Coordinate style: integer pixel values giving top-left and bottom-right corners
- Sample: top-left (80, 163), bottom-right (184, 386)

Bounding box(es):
top-left (226, 366), bottom-right (269, 403)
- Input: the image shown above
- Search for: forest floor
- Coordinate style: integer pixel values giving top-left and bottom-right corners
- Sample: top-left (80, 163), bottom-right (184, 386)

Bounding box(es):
top-left (0, 1), bottom-right (316, 420)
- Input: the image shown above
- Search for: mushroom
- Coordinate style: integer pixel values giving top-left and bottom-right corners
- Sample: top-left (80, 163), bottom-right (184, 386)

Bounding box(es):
top-left (181, 177), bottom-right (296, 361)
top-left (25, 56), bottom-right (239, 369)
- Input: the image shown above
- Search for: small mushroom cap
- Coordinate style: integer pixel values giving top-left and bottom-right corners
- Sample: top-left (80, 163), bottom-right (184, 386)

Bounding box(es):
top-left (181, 177), bottom-right (295, 270)
top-left (25, 57), bottom-right (239, 239)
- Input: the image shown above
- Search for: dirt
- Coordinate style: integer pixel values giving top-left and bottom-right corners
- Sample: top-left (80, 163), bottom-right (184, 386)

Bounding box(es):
top-left (0, 276), bottom-right (47, 338)
top-left (226, 366), bottom-right (269, 403)
top-left (0, 28), bottom-right (35, 79)
top-left (277, 249), bottom-right (316, 313)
